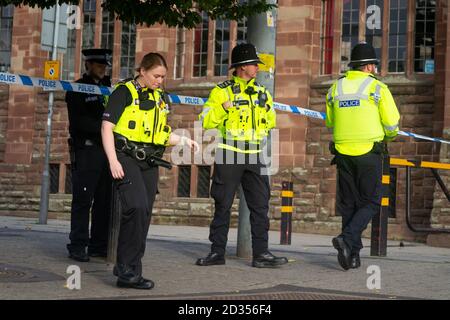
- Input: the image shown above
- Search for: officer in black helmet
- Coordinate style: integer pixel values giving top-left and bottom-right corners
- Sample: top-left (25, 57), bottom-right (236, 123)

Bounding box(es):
top-left (66, 48), bottom-right (113, 262)
top-left (196, 43), bottom-right (288, 268)
top-left (326, 42), bottom-right (400, 270)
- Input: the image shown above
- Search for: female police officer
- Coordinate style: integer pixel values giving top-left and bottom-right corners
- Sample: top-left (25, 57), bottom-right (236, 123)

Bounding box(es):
top-left (102, 52), bottom-right (198, 289)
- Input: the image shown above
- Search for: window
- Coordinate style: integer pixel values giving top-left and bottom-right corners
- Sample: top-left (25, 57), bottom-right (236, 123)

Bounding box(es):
top-left (174, 27), bottom-right (185, 79)
top-left (120, 22), bottom-right (136, 79)
top-left (50, 164), bottom-right (60, 194)
top-left (193, 12), bottom-right (209, 77)
top-left (414, 0), bottom-right (436, 73)
top-left (82, 0), bottom-right (96, 50)
top-left (389, 0), bottom-right (408, 73)
top-left (177, 166), bottom-right (191, 197)
top-left (0, 4), bottom-right (14, 72)
top-left (101, 8), bottom-right (115, 73)
top-left (62, 27), bottom-right (77, 80)
top-left (365, 0), bottom-right (383, 70)
top-left (237, 17), bottom-right (247, 43)
top-left (341, 0), bottom-right (360, 72)
top-left (197, 166), bottom-right (211, 198)
top-left (320, 0), bottom-right (334, 75)
top-left (214, 19), bottom-right (230, 76)
top-left (332, 0), bottom-right (436, 75)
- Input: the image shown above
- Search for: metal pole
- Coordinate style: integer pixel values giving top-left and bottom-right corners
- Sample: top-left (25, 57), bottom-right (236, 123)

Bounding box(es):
top-left (280, 181), bottom-right (293, 244)
top-left (236, 0), bottom-right (277, 257)
top-left (39, 4), bottom-right (60, 224)
top-left (370, 154), bottom-right (390, 256)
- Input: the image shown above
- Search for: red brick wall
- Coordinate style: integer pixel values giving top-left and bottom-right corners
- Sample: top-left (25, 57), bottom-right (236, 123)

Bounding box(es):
top-left (0, 84), bottom-right (9, 162)
top-left (4, 6), bottom-right (48, 164)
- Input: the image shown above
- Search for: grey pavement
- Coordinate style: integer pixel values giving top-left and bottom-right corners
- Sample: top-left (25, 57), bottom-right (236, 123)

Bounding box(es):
top-left (0, 216), bottom-right (449, 300)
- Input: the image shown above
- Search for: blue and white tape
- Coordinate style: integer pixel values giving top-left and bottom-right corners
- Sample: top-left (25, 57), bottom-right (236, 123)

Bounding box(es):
top-left (1, 71), bottom-right (449, 144)
top-left (0, 72), bottom-right (112, 96)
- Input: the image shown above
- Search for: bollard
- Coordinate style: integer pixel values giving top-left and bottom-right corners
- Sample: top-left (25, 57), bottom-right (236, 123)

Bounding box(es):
top-left (107, 181), bottom-right (121, 264)
top-left (370, 154), bottom-right (390, 256)
top-left (280, 181), bottom-right (293, 245)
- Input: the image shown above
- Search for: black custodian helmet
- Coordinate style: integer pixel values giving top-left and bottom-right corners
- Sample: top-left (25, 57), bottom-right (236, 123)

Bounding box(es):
top-left (348, 42), bottom-right (379, 68)
top-left (230, 43), bottom-right (264, 68)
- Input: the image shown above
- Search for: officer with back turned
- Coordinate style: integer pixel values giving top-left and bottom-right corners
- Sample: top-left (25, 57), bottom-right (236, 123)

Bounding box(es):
top-left (326, 43), bottom-right (400, 270)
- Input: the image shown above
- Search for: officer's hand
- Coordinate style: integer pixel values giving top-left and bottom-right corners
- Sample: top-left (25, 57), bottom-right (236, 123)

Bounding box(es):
top-left (222, 101), bottom-right (231, 110)
top-left (110, 160), bottom-right (125, 180)
top-left (180, 136), bottom-right (200, 153)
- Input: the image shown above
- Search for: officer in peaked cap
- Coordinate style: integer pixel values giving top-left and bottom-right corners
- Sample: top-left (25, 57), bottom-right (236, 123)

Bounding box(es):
top-left (82, 48), bottom-right (112, 66)
top-left (65, 48), bottom-right (113, 262)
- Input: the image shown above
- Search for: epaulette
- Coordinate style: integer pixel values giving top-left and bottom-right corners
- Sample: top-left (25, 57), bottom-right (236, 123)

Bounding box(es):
top-left (217, 79), bottom-right (234, 89)
top-left (114, 78), bottom-right (133, 88)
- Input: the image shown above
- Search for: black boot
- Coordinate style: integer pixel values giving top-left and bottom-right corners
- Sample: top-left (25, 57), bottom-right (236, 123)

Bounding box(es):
top-left (350, 252), bottom-right (361, 269)
top-left (252, 251), bottom-right (288, 268)
top-left (117, 277), bottom-right (154, 290)
top-left (332, 236), bottom-right (351, 270)
top-left (196, 252), bottom-right (225, 266)
top-left (67, 246), bottom-right (89, 262)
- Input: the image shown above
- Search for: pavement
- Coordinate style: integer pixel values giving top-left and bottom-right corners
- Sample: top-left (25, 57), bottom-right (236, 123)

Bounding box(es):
top-left (0, 215), bottom-right (449, 300)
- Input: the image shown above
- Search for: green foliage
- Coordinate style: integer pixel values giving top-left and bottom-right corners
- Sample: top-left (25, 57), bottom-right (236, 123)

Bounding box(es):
top-left (0, 0), bottom-right (277, 28)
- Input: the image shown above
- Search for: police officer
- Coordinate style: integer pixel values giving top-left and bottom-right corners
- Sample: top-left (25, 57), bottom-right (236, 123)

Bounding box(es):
top-left (102, 52), bottom-right (197, 289)
top-left (326, 43), bottom-right (400, 270)
top-left (66, 49), bottom-right (113, 262)
top-left (196, 43), bottom-right (288, 268)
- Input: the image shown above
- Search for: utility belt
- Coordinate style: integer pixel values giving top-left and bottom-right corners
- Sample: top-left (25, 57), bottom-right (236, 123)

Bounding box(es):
top-left (114, 134), bottom-right (172, 169)
top-left (329, 141), bottom-right (388, 158)
top-left (68, 137), bottom-right (101, 148)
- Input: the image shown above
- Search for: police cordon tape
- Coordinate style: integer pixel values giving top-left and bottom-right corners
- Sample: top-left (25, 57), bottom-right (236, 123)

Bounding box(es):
top-left (1, 71), bottom-right (449, 145)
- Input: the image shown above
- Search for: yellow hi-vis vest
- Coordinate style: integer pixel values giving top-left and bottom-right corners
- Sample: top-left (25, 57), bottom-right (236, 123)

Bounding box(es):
top-left (326, 71), bottom-right (400, 156)
top-left (113, 80), bottom-right (171, 145)
top-left (199, 76), bottom-right (276, 153)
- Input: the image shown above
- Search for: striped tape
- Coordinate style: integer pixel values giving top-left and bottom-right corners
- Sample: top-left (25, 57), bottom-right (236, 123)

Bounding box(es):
top-left (1, 71), bottom-right (449, 145)
top-left (0, 72), bottom-right (113, 96)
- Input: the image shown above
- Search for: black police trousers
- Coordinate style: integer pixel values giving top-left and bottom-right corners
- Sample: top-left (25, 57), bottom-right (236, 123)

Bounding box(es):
top-left (68, 144), bottom-right (111, 253)
top-left (114, 152), bottom-right (158, 282)
top-left (335, 152), bottom-right (383, 253)
top-left (209, 162), bottom-right (270, 257)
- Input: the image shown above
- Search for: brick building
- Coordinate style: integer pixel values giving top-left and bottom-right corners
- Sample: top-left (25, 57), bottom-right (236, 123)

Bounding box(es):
top-left (0, 0), bottom-right (449, 247)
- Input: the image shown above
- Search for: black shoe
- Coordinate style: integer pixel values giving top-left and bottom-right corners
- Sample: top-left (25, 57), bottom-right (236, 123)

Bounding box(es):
top-left (117, 277), bottom-right (154, 290)
top-left (196, 252), bottom-right (225, 266)
top-left (68, 249), bottom-right (90, 262)
top-left (252, 251), bottom-right (288, 268)
top-left (88, 250), bottom-right (107, 258)
top-left (332, 237), bottom-right (351, 270)
top-left (350, 253), bottom-right (361, 269)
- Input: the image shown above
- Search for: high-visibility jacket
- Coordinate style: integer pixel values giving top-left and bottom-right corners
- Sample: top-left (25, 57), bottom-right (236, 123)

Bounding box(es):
top-left (113, 80), bottom-right (171, 145)
top-left (199, 75), bottom-right (276, 153)
top-left (326, 70), bottom-right (400, 156)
